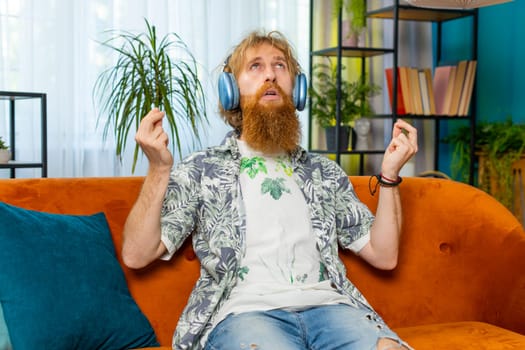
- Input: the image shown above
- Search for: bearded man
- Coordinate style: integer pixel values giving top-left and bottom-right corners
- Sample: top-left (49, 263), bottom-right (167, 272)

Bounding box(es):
top-left (122, 30), bottom-right (417, 350)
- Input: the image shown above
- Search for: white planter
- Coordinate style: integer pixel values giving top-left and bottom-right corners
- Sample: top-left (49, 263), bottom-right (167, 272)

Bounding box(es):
top-left (0, 149), bottom-right (11, 163)
top-left (354, 118), bottom-right (371, 150)
top-left (341, 21), bottom-right (366, 47)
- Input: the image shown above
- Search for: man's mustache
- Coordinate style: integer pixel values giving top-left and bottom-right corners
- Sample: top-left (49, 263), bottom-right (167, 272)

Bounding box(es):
top-left (254, 82), bottom-right (290, 102)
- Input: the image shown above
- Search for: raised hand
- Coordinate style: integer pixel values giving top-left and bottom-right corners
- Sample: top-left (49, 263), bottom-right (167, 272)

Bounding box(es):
top-left (381, 119), bottom-right (418, 179)
top-left (135, 108), bottom-right (174, 172)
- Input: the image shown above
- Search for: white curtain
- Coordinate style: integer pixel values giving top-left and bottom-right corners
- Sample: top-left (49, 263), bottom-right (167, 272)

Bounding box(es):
top-left (0, 0), bottom-right (310, 178)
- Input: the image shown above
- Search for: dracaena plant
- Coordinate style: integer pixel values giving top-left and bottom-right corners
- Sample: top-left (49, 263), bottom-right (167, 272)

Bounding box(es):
top-left (442, 119), bottom-right (525, 210)
top-left (93, 18), bottom-right (208, 173)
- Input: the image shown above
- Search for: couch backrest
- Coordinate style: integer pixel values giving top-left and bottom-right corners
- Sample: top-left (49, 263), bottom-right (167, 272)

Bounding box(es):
top-left (1, 176), bottom-right (524, 346)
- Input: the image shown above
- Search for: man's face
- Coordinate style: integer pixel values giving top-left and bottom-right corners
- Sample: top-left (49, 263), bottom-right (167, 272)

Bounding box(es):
top-left (235, 42), bottom-right (300, 155)
top-left (236, 43), bottom-right (294, 103)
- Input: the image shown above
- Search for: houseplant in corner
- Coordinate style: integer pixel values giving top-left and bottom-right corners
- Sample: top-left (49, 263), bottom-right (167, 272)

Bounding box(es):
top-left (0, 136), bottom-right (10, 164)
top-left (309, 59), bottom-right (380, 151)
top-left (442, 119), bottom-right (525, 211)
top-left (93, 19), bottom-right (208, 173)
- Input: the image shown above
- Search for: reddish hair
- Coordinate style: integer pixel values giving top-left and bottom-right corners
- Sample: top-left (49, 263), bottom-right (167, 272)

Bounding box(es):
top-left (219, 30), bottom-right (301, 131)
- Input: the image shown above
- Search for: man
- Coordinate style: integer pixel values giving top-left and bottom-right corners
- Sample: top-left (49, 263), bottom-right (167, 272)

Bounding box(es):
top-left (122, 30), bottom-right (417, 350)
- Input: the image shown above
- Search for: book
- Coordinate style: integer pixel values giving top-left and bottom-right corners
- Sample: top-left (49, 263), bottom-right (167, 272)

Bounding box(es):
top-left (433, 65), bottom-right (455, 115)
top-left (399, 66), bottom-right (413, 114)
top-left (409, 67), bottom-right (423, 115)
top-left (448, 60), bottom-right (469, 116)
top-left (443, 66), bottom-right (457, 117)
top-left (458, 60), bottom-right (477, 116)
top-left (385, 67), bottom-right (406, 115)
top-left (418, 70), bottom-right (431, 115)
top-left (424, 67), bottom-right (436, 115)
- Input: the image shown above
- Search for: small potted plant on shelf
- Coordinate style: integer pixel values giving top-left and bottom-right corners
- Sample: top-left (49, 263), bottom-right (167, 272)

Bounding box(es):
top-left (334, 0), bottom-right (367, 46)
top-left (0, 136), bottom-right (10, 163)
top-left (93, 18), bottom-right (208, 173)
top-left (309, 60), bottom-right (380, 151)
top-left (442, 119), bottom-right (525, 211)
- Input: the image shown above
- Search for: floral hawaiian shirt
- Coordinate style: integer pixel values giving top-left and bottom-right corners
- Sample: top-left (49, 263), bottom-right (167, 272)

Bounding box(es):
top-left (160, 131), bottom-right (375, 350)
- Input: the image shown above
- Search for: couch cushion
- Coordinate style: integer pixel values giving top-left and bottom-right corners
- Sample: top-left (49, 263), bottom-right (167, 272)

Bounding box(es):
top-left (396, 321), bottom-right (525, 349)
top-left (0, 202), bottom-right (159, 350)
top-left (0, 304), bottom-right (11, 350)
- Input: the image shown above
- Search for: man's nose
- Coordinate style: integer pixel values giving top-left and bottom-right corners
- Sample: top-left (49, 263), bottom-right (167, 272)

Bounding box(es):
top-left (265, 67), bottom-right (276, 82)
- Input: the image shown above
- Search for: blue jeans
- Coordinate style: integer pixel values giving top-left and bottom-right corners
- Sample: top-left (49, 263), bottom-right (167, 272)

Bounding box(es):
top-left (204, 304), bottom-right (410, 350)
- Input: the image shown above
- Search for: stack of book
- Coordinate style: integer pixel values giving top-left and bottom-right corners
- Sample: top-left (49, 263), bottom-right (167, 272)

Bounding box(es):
top-left (385, 60), bottom-right (477, 116)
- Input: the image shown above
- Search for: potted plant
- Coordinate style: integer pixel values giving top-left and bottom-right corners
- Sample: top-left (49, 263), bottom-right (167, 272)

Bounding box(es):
top-left (309, 59), bottom-right (380, 150)
top-left (0, 136), bottom-right (10, 163)
top-left (93, 19), bottom-right (208, 173)
top-left (442, 119), bottom-right (525, 211)
top-left (334, 0), bottom-right (367, 46)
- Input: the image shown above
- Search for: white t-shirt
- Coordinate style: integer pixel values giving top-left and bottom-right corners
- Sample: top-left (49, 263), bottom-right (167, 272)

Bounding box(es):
top-left (213, 140), bottom-right (350, 326)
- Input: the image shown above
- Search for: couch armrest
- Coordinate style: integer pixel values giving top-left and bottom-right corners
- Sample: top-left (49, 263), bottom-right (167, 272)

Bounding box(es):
top-left (347, 176), bottom-right (525, 333)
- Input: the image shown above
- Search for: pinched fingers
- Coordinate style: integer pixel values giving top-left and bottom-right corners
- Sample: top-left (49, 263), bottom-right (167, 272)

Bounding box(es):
top-left (135, 108), bottom-right (167, 148)
top-left (135, 108), bottom-right (173, 168)
top-left (392, 119), bottom-right (418, 154)
top-left (382, 120), bottom-right (418, 175)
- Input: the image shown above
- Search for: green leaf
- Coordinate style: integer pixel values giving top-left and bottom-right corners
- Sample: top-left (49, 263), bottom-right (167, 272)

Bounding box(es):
top-left (92, 18), bottom-right (208, 173)
top-left (309, 59), bottom-right (380, 128)
top-left (261, 177), bottom-right (290, 200)
top-left (238, 266), bottom-right (249, 281)
top-left (240, 157), bottom-right (268, 179)
top-left (442, 118), bottom-right (525, 209)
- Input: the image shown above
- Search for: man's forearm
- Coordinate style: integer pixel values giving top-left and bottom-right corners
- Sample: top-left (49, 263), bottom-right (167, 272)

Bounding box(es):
top-left (121, 168), bottom-right (170, 268)
top-left (368, 186), bottom-right (403, 269)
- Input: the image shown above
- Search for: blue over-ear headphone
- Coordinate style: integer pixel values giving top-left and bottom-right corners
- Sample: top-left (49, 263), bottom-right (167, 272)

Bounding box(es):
top-left (218, 71), bottom-right (307, 111)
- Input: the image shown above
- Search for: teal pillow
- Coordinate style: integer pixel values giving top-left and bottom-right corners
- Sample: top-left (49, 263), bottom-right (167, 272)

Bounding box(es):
top-left (0, 202), bottom-right (159, 349)
top-left (0, 304), bottom-right (12, 350)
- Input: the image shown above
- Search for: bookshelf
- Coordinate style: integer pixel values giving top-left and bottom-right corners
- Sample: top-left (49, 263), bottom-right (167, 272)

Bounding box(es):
top-left (308, 0), bottom-right (478, 182)
top-left (0, 91), bottom-right (47, 178)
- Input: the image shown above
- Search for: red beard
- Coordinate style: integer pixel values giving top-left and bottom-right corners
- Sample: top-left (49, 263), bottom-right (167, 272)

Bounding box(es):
top-left (240, 82), bottom-right (301, 154)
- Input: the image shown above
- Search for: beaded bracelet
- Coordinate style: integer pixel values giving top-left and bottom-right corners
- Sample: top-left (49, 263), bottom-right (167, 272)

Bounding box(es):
top-left (368, 173), bottom-right (403, 196)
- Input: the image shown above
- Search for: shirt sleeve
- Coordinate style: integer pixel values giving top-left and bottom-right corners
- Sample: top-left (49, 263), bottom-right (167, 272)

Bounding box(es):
top-left (347, 232), bottom-right (370, 253)
top-left (334, 166), bottom-right (375, 253)
top-left (159, 156), bottom-right (201, 260)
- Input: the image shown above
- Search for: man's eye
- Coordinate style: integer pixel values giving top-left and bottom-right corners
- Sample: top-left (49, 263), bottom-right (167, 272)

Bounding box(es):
top-left (250, 63), bottom-right (260, 70)
top-left (275, 63), bottom-right (286, 69)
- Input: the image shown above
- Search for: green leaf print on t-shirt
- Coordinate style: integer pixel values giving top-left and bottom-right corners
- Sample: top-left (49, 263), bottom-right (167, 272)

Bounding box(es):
top-left (241, 156), bottom-right (292, 200)
top-left (238, 266), bottom-right (249, 281)
top-left (276, 157), bottom-right (293, 177)
top-left (261, 177), bottom-right (291, 200)
top-left (240, 156), bottom-right (268, 179)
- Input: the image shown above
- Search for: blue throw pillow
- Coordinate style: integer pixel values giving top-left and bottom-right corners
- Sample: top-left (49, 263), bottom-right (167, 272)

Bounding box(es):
top-left (0, 202), bottom-right (159, 350)
top-left (0, 304), bottom-right (12, 350)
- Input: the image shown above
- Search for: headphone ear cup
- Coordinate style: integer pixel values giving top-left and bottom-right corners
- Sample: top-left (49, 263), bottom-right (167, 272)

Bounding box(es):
top-left (293, 73), bottom-right (307, 111)
top-left (218, 72), bottom-right (240, 111)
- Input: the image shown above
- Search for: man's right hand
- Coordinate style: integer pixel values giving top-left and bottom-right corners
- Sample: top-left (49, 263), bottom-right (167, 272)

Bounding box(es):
top-left (135, 108), bottom-right (174, 172)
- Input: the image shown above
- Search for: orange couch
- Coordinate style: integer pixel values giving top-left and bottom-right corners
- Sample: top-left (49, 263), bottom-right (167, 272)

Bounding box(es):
top-left (0, 176), bottom-right (524, 349)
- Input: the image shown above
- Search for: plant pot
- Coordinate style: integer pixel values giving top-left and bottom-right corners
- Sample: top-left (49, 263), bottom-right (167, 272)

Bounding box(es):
top-left (325, 126), bottom-right (351, 151)
top-left (342, 21), bottom-right (365, 47)
top-left (0, 149), bottom-right (10, 163)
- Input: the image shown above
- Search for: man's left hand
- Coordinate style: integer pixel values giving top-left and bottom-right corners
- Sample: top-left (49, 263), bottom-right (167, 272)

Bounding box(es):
top-left (381, 119), bottom-right (418, 179)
